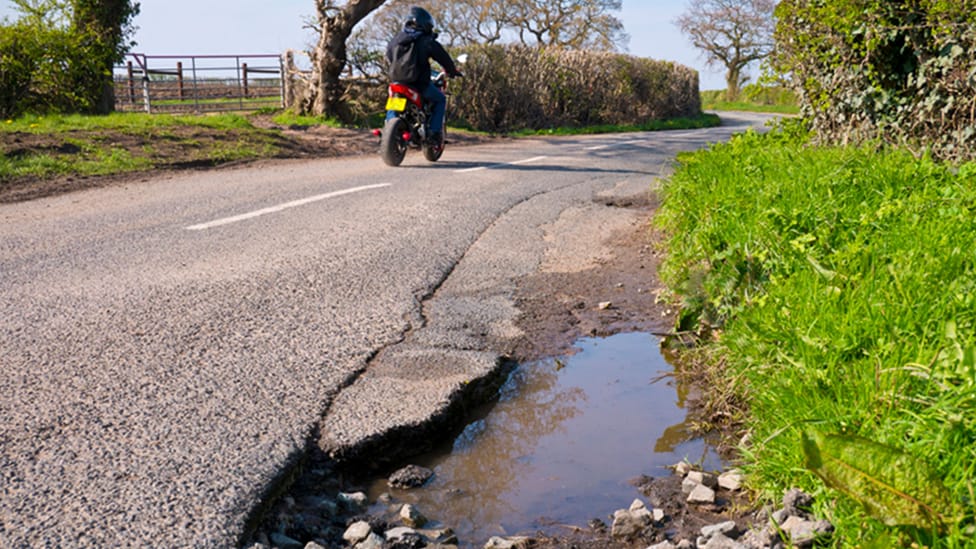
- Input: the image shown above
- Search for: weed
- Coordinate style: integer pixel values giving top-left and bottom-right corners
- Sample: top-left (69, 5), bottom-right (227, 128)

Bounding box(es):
top-left (656, 128), bottom-right (976, 546)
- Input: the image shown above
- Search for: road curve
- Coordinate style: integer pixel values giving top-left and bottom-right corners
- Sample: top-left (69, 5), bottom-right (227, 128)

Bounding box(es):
top-left (0, 112), bottom-right (776, 547)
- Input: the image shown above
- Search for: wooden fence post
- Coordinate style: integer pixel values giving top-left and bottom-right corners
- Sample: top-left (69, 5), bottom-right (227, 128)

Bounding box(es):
top-left (177, 61), bottom-right (184, 100)
top-left (279, 55), bottom-right (286, 109)
top-left (126, 61), bottom-right (135, 105)
top-left (242, 63), bottom-right (249, 98)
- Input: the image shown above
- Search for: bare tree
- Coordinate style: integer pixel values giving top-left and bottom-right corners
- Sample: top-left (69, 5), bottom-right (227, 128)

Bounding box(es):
top-left (504, 0), bottom-right (627, 50)
top-left (306, 0), bottom-right (386, 117)
top-left (675, 0), bottom-right (775, 99)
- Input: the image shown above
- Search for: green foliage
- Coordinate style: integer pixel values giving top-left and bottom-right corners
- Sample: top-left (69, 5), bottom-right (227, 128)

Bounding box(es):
top-left (1, 0), bottom-right (140, 116)
top-left (701, 84), bottom-right (799, 114)
top-left (0, 23), bottom-right (38, 118)
top-left (72, 0), bottom-right (140, 62)
top-left (773, 0), bottom-right (976, 162)
top-left (656, 128), bottom-right (976, 545)
top-left (446, 45), bottom-right (701, 133)
top-left (802, 430), bottom-right (957, 528)
top-left (270, 112), bottom-right (345, 129)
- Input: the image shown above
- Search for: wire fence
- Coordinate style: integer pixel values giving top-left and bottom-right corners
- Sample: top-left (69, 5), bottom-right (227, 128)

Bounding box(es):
top-left (114, 53), bottom-right (284, 114)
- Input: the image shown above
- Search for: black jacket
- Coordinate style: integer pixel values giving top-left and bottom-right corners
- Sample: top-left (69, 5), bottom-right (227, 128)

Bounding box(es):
top-left (386, 28), bottom-right (459, 89)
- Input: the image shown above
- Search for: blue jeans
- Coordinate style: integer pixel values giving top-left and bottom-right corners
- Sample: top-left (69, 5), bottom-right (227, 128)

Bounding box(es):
top-left (421, 82), bottom-right (446, 134)
top-left (386, 81), bottom-right (446, 134)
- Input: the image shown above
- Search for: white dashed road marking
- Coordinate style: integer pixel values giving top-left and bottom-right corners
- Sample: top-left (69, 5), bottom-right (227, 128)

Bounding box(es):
top-left (186, 183), bottom-right (392, 231)
top-left (455, 156), bottom-right (548, 173)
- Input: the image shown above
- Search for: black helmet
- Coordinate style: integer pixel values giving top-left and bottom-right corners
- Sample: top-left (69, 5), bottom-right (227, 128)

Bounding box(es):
top-left (405, 6), bottom-right (435, 34)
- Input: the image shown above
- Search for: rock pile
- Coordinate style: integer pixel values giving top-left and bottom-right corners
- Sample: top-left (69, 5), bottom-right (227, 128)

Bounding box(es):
top-left (248, 462), bottom-right (834, 549)
top-left (622, 464), bottom-right (834, 549)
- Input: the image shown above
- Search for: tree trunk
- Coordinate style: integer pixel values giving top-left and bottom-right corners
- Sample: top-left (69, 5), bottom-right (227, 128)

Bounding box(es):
top-left (307, 0), bottom-right (387, 118)
top-left (725, 67), bottom-right (740, 101)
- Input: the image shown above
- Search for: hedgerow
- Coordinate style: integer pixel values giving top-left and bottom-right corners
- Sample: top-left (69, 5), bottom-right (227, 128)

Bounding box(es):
top-left (773, 0), bottom-right (976, 162)
top-left (448, 45), bottom-right (701, 132)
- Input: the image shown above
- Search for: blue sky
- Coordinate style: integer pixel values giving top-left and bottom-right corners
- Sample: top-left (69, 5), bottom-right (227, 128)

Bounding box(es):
top-left (1, 0), bottom-right (729, 90)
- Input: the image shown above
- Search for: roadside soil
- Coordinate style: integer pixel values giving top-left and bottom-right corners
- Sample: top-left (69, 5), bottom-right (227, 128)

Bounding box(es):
top-left (4, 121), bottom-right (756, 546)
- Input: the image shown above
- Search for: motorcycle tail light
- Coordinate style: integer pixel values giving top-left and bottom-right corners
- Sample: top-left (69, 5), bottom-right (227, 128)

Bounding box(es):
top-left (402, 132), bottom-right (412, 141)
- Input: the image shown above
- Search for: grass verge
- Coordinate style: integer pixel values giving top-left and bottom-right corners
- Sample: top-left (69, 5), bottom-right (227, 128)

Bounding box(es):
top-left (700, 87), bottom-right (800, 115)
top-left (1, 112), bottom-right (281, 183)
top-left (701, 100), bottom-right (800, 115)
top-left (656, 123), bottom-right (976, 547)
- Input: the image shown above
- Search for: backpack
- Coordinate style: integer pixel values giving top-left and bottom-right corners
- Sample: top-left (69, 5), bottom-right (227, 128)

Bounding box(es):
top-left (388, 38), bottom-right (422, 84)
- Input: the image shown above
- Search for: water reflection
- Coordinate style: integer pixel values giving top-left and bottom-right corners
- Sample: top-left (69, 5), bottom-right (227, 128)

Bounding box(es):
top-left (368, 332), bottom-right (724, 544)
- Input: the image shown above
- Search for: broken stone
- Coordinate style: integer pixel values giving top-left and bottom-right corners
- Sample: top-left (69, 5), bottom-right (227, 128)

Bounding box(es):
top-left (686, 470), bottom-right (718, 488)
top-left (687, 483), bottom-right (716, 504)
top-left (673, 461), bottom-right (693, 476)
top-left (337, 491), bottom-right (368, 514)
top-left (389, 464), bottom-right (434, 489)
top-left (419, 527), bottom-right (459, 545)
top-left (343, 521), bottom-right (373, 544)
top-left (780, 516), bottom-right (834, 548)
top-left (699, 532), bottom-right (748, 548)
top-left (610, 506), bottom-right (653, 539)
top-left (701, 520), bottom-right (739, 540)
top-left (718, 470), bottom-right (744, 491)
top-left (399, 503), bottom-right (428, 528)
top-left (782, 488), bottom-right (814, 518)
top-left (355, 532), bottom-right (385, 549)
top-left (483, 536), bottom-right (532, 549)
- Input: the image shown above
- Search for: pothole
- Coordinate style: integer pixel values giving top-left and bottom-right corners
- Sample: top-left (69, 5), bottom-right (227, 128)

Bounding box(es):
top-left (360, 331), bottom-right (725, 546)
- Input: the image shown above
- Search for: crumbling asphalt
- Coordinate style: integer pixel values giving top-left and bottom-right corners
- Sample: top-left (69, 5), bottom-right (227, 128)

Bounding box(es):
top-left (0, 113), bottom-right (778, 547)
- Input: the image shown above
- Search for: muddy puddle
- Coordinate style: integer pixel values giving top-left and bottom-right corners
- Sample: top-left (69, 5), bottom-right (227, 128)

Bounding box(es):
top-left (367, 332), bottom-right (725, 544)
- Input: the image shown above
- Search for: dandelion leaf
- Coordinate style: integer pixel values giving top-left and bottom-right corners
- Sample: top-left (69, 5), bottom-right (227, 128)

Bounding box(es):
top-left (801, 430), bottom-right (955, 528)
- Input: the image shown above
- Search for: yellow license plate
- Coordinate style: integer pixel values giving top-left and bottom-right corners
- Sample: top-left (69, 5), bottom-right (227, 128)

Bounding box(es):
top-left (385, 97), bottom-right (407, 112)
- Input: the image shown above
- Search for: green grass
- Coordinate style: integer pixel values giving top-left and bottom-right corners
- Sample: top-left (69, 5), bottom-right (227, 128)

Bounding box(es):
top-left (3, 111), bottom-right (256, 132)
top-left (510, 113), bottom-right (721, 137)
top-left (270, 111), bottom-right (345, 129)
top-left (151, 96), bottom-right (280, 108)
top-left (656, 123), bottom-right (976, 546)
top-left (701, 86), bottom-right (800, 115)
top-left (1, 112), bottom-right (280, 182)
top-left (701, 100), bottom-right (800, 115)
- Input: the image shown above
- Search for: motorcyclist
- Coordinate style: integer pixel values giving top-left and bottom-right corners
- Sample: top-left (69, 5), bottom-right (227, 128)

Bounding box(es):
top-left (385, 6), bottom-right (462, 145)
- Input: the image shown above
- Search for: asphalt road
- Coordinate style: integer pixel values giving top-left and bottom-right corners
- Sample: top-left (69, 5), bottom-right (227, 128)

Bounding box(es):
top-left (0, 112), bottom-right (777, 547)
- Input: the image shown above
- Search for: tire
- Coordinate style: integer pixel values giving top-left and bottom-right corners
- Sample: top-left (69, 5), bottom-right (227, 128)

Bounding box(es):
top-left (423, 131), bottom-right (444, 162)
top-left (380, 117), bottom-right (408, 167)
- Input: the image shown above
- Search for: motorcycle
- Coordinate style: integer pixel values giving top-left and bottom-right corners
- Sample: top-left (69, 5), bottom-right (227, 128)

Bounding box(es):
top-left (375, 55), bottom-right (466, 167)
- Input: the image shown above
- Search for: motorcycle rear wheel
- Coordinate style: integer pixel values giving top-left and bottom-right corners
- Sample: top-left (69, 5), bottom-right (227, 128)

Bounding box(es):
top-left (423, 131), bottom-right (444, 162)
top-left (380, 117), bottom-right (408, 167)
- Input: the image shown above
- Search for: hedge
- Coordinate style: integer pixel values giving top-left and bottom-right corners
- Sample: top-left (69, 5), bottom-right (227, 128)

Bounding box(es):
top-left (448, 45), bottom-right (701, 132)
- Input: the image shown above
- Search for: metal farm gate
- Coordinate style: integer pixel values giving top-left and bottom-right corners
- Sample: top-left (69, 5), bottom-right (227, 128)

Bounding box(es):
top-left (115, 53), bottom-right (284, 114)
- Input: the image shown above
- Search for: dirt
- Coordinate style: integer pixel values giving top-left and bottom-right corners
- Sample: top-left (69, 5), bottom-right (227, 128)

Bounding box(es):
top-left (4, 121), bottom-right (757, 546)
